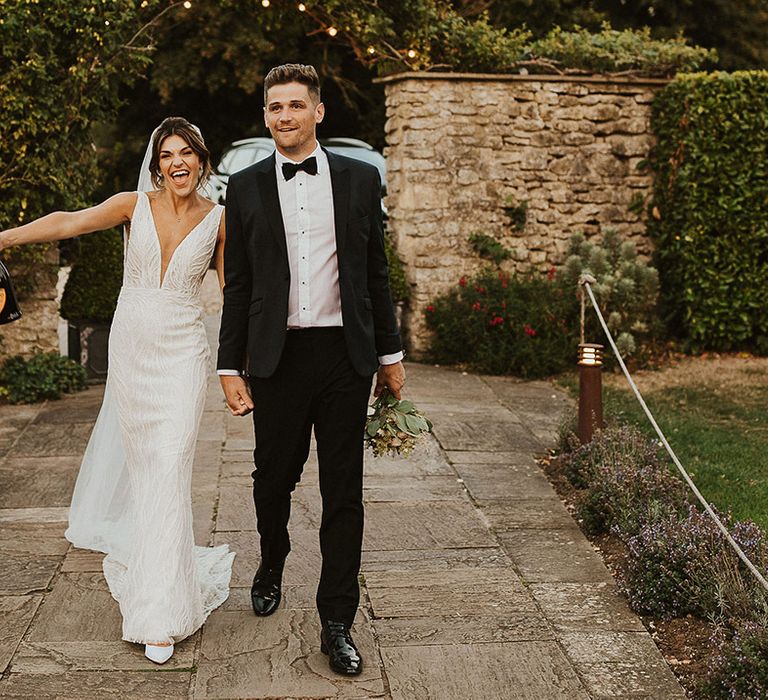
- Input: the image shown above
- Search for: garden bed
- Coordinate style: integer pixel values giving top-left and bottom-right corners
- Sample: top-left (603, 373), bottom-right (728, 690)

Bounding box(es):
top-left (546, 353), bottom-right (768, 696)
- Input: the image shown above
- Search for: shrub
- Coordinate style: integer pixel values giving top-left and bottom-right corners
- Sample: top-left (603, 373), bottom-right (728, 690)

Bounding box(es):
top-left (560, 230), bottom-right (661, 360)
top-left (561, 425), bottom-right (688, 536)
top-left (701, 623), bottom-right (768, 699)
top-left (649, 71), bottom-right (768, 353)
top-left (0, 352), bottom-right (87, 404)
top-left (527, 24), bottom-right (715, 77)
top-left (621, 506), bottom-right (768, 620)
top-left (60, 229), bottom-right (124, 324)
top-left (0, 1), bottom-right (159, 297)
top-left (384, 233), bottom-right (410, 305)
top-left (425, 267), bottom-right (578, 378)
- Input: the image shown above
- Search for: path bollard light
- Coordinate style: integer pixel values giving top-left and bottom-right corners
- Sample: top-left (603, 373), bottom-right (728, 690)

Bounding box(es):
top-left (577, 343), bottom-right (604, 444)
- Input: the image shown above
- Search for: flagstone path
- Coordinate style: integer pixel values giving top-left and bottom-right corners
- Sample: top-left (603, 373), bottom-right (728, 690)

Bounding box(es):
top-left (0, 291), bottom-right (685, 698)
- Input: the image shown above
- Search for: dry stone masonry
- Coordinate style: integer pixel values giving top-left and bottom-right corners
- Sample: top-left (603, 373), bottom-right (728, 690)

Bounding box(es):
top-left (379, 72), bottom-right (667, 354)
top-left (0, 249), bottom-right (59, 361)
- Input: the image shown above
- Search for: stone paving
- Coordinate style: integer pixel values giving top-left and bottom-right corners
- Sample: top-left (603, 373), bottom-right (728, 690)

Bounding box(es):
top-left (0, 306), bottom-right (686, 698)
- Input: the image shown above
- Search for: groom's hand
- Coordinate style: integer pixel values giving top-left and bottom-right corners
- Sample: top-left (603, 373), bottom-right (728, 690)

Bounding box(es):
top-left (375, 361), bottom-right (406, 400)
top-left (220, 375), bottom-right (254, 417)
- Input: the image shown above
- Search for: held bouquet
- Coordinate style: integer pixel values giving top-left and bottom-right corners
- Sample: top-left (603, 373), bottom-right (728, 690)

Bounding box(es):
top-left (365, 389), bottom-right (433, 457)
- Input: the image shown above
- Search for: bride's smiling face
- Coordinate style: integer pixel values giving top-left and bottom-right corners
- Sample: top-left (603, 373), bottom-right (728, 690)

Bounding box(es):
top-left (158, 135), bottom-right (201, 195)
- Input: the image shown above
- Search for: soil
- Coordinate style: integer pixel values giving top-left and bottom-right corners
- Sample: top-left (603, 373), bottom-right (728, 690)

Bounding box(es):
top-left (541, 451), bottom-right (716, 698)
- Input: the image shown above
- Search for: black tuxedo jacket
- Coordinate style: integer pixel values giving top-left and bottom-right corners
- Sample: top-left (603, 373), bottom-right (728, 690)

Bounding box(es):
top-left (217, 149), bottom-right (402, 378)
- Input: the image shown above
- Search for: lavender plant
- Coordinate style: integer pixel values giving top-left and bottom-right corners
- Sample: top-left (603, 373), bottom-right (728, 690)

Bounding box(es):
top-left (621, 506), bottom-right (768, 621)
top-left (701, 623), bottom-right (768, 699)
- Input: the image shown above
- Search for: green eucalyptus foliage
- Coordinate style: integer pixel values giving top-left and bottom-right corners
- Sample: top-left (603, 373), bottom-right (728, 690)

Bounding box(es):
top-left (60, 229), bottom-right (124, 324)
top-left (648, 71), bottom-right (768, 353)
top-left (0, 0), bottom-right (164, 297)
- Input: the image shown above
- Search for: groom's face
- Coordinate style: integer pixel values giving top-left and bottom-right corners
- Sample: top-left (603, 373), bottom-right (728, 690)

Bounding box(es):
top-left (264, 82), bottom-right (324, 158)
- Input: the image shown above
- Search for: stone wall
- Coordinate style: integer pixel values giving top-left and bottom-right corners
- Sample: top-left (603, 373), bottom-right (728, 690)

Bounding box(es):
top-left (379, 71), bottom-right (667, 354)
top-left (0, 249), bottom-right (59, 361)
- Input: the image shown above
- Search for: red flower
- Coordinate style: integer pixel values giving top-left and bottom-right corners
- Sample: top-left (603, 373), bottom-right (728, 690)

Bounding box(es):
top-left (425, 305), bottom-right (435, 313)
top-left (489, 316), bottom-right (504, 327)
top-left (524, 324), bottom-right (537, 337)
top-left (475, 286), bottom-right (486, 294)
top-left (472, 302), bottom-right (482, 311)
top-left (501, 280), bottom-right (508, 288)
top-left (459, 276), bottom-right (467, 287)
top-left (547, 266), bottom-right (557, 281)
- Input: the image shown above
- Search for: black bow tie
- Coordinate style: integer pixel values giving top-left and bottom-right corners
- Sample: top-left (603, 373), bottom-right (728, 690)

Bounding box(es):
top-left (282, 157), bottom-right (318, 180)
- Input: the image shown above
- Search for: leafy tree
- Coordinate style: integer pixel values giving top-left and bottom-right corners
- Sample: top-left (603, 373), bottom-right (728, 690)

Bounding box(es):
top-left (597, 0), bottom-right (768, 70)
top-left (0, 0), bottom-right (178, 296)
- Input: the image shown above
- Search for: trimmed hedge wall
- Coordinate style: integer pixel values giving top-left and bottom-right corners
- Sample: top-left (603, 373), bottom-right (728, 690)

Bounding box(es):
top-left (60, 229), bottom-right (123, 324)
top-left (649, 71), bottom-right (768, 353)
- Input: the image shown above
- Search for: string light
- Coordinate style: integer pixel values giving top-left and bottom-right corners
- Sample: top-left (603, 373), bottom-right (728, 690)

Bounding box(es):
top-left (298, 2), bottom-right (306, 10)
top-left (327, 26), bottom-right (338, 37)
top-left (262, 0), bottom-right (270, 6)
top-left (367, 46), bottom-right (375, 55)
top-left (104, 19), bottom-right (110, 26)
top-left (407, 49), bottom-right (417, 59)
top-left (183, 0), bottom-right (192, 8)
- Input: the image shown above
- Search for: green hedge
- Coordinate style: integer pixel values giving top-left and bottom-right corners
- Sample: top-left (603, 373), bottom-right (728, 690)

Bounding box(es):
top-left (649, 71), bottom-right (768, 353)
top-left (60, 229), bottom-right (124, 324)
top-left (0, 352), bottom-right (86, 404)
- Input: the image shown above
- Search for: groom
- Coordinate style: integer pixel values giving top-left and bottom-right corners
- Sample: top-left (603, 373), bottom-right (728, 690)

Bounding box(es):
top-left (217, 63), bottom-right (405, 675)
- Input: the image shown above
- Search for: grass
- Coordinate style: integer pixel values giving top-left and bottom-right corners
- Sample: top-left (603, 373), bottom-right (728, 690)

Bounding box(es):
top-left (561, 356), bottom-right (768, 530)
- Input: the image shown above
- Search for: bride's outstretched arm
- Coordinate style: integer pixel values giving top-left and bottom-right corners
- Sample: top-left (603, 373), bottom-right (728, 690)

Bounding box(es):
top-left (0, 192), bottom-right (137, 251)
top-left (214, 213), bottom-right (226, 298)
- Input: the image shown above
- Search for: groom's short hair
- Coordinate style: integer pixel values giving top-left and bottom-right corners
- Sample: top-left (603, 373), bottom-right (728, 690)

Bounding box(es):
top-left (264, 64), bottom-right (321, 104)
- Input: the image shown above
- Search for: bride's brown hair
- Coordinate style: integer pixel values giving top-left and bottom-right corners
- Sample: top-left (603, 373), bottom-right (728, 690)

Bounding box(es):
top-left (148, 117), bottom-right (213, 190)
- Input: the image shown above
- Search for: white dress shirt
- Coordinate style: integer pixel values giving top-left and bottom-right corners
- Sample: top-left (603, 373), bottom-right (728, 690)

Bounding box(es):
top-left (218, 142), bottom-right (402, 376)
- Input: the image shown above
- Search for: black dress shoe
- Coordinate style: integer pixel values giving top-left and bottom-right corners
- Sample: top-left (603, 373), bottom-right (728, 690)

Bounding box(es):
top-left (250, 561), bottom-right (284, 616)
top-left (320, 620), bottom-right (363, 675)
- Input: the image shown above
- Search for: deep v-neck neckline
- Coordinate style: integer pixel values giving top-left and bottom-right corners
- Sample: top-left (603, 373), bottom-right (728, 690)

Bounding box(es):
top-left (144, 192), bottom-right (218, 288)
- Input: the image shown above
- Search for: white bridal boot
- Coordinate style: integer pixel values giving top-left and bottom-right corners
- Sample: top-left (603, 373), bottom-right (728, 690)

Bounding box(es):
top-left (145, 643), bottom-right (174, 664)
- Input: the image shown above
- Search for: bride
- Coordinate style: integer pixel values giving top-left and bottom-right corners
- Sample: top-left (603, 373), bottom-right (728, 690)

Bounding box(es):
top-left (0, 117), bottom-right (235, 664)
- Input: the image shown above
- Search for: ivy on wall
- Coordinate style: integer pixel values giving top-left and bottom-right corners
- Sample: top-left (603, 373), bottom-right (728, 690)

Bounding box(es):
top-left (648, 71), bottom-right (768, 353)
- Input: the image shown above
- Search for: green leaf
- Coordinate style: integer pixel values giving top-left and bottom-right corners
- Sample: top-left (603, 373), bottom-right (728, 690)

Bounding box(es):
top-left (405, 414), bottom-right (424, 435)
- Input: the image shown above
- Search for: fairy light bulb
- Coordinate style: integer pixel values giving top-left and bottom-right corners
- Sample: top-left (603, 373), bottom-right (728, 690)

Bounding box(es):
top-left (262, 0), bottom-right (270, 6)
top-left (183, 0), bottom-right (192, 8)
top-left (298, 2), bottom-right (306, 10)
top-left (327, 26), bottom-right (338, 37)
top-left (407, 49), bottom-right (417, 59)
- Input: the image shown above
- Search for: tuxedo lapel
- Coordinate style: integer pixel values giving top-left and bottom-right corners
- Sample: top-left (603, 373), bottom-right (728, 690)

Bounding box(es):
top-left (255, 154), bottom-right (288, 263)
top-left (327, 150), bottom-right (350, 256)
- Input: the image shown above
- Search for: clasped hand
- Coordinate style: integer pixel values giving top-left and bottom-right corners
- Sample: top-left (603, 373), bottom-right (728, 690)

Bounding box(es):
top-left (220, 375), bottom-right (254, 417)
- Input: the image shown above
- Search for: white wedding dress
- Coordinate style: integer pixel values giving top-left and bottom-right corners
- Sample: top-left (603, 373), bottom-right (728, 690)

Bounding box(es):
top-left (65, 191), bottom-right (234, 644)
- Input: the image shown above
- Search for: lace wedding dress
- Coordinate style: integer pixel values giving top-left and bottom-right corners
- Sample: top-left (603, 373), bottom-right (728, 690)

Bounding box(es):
top-left (65, 191), bottom-right (234, 644)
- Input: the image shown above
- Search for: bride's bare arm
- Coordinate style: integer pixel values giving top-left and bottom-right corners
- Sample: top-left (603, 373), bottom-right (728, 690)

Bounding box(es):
top-left (214, 214), bottom-right (226, 297)
top-left (0, 192), bottom-right (137, 251)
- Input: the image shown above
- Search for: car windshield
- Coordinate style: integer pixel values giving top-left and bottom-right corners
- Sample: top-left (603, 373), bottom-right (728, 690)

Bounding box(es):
top-left (325, 146), bottom-right (386, 182)
top-left (219, 145), bottom-right (272, 175)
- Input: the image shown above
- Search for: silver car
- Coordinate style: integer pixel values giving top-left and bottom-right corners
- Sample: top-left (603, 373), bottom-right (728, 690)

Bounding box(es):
top-left (208, 137), bottom-right (387, 207)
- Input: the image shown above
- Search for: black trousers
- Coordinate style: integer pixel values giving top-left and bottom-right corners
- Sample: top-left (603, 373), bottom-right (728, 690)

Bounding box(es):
top-left (249, 328), bottom-right (372, 627)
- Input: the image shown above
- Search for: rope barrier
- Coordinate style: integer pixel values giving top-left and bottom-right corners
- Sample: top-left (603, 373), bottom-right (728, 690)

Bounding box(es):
top-left (579, 277), bottom-right (768, 594)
